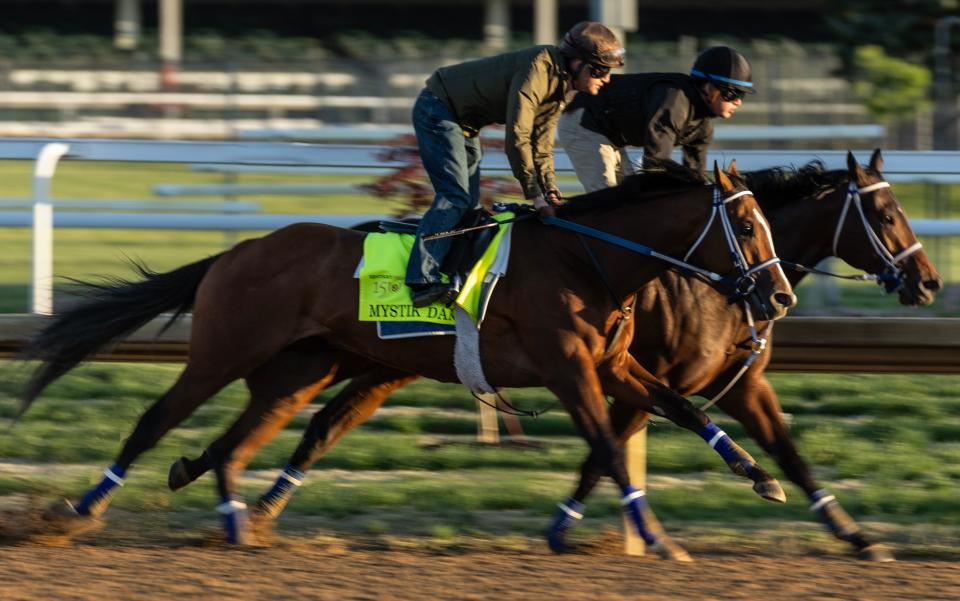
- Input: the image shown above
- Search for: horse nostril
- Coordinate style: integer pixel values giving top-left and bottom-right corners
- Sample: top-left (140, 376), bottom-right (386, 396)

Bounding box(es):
top-left (923, 278), bottom-right (943, 292)
top-left (774, 292), bottom-right (795, 308)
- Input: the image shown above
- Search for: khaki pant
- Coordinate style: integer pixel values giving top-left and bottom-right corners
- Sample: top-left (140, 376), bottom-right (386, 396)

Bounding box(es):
top-left (557, 108), bottom-right (635, 193)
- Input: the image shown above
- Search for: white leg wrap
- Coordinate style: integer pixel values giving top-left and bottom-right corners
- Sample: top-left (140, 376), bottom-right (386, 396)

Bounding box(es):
top-left (216, 499), bottom-right (248, 515)
top-left (707, 430), bottom-right (727, 449)
top-left (558, 503), bottom-right (584, 520)
top-left (621, 489), bottom-right (646, 505)
top-left (103, 468), bottom-right (125, 486)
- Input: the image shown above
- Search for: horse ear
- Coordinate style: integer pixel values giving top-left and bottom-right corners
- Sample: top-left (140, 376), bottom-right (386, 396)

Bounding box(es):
top-left (869, 148), bottom-right (884, 173)
top-left (846, 150), bottom-right (867, 184)
top-left (714, 160), bottom-right (733, 191)
top-left (727, 159), bottom-right (740, 176)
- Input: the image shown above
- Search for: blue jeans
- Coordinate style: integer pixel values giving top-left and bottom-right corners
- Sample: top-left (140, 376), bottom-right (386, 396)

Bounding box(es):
top-left (405, 88), bottom-right (482, 286)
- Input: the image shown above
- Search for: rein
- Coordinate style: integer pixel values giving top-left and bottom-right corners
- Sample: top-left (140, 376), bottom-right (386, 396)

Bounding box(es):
top-left (699, 300), bottom-right (770, 412)
top-left (781, 180), bottom-right (923, 294)
top-left (543, 187), bottom-right (782, 303)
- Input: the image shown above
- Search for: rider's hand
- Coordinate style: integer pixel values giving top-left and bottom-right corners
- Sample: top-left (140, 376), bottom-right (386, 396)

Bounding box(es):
top-left (545, 189), bottom-right (563, 206)
top-left (537, 203), bottom-right (556, 220)
top-left (531, 193), bottom-right (557, 221)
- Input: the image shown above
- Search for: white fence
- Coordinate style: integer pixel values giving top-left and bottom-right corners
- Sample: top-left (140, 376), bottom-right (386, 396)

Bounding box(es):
top-left (2, 138), bottom-right (959, 314)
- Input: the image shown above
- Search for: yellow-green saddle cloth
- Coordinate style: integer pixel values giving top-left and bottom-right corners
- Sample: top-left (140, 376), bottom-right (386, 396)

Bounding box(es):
top-left (356, 214), bottom-right (514, 338)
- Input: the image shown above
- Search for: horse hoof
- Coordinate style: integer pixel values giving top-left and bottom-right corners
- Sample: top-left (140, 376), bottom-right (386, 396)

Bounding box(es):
top-left (167, 457), bottom-right (192, 491)
top-left (650, 538), bottom-right (693, 562)
top-left (545, 529), bottom-right (573, 554)
top-left (859, 544), bottom-right (896, 562)
top-left (753, 479), bottom-right (787, 504)
top-left (40, 499), bottom-right (103, 537)
top-left (247, 507), bottom-right (276, 543)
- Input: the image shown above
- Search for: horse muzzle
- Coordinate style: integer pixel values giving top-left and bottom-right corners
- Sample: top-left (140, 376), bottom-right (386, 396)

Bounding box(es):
top-left (729, 275), bottom-right (795, 321)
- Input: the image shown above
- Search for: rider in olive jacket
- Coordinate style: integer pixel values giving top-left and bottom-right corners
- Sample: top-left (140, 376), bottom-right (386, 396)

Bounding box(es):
top-left (426, 46), bottom-right (570, 201)
top-left (406, 21), bottom-right (624, 308)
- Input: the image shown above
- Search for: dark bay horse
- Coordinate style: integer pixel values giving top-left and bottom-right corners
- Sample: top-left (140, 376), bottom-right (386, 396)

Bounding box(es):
top-left (171, 150), bottom-right (938, 560)
top-left (19, 163), bottom-right (794, 551)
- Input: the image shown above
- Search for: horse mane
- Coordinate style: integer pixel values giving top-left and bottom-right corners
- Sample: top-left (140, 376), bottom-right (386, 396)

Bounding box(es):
top-left (743, 161), bottom-right (848, 210)
top-left (558, 158), bottom-right (709, 218)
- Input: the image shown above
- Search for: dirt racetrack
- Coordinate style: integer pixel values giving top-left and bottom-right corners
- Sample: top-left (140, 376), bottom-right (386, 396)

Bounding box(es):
top-left (1, 539), bottom-right (958, 601)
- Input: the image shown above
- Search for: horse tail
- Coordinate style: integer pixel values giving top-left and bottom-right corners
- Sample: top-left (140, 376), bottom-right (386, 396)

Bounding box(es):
top-left (18, 253), bottom-right (224, 416)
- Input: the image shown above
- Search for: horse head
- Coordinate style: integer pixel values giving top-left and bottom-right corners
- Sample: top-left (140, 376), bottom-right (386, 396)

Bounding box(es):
top-left (836, 149), bottom-right (942, 306)
top-left (686, 161), bottom-right (795, 321)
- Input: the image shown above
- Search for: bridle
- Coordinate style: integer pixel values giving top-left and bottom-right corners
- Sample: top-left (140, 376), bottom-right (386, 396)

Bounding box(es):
top-left (682, 187), bottom-right (783, 305)
top-left (703, 175), bottom-right (925, 412)
top-left (831, 180), bottom-right (923, 293)
top-left (779, 179), bottom-right (923, 294)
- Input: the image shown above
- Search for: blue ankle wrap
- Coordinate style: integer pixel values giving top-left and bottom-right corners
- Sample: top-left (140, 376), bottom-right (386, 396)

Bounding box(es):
top-left (74, 463), bottom-right (125, 516)
top-left (546, 497), bottom-right (586, 552)
top-left (263, 465), bottom-right (304, 502)
top-left (809, 488), bottom-right (837, 513)
top-left (620, 485), bottom-right (657, 545)
top-left (698, 423), bottom-right (742, 465)
top-left (216, 496), bottom-right (248, 544)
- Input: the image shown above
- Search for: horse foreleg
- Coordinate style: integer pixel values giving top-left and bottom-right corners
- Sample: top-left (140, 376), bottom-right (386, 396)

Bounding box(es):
top-left (538, 348), bottom-right (673, 557)
top-left (616, 358), bottom-right (786, 503)
top-left (547, 399), bottom-right (682, 557)
top-left (717, 376), bottom-right (894, 561)
top-left (254, 365), bottom-right (418, 521)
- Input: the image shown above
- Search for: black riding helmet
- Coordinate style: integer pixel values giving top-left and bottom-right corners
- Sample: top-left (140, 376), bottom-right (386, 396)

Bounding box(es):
top-left (690, 46), bottom-right (755, 96)
top-left (559, 21), bottom-right (625, 70)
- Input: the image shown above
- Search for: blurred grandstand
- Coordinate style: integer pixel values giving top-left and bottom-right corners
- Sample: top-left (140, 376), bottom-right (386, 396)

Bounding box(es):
top-left (0, 0), bottom-right (954, 149)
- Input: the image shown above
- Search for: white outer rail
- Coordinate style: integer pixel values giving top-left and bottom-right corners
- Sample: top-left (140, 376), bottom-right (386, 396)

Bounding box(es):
top-left (10, 138), bottom-right (960, 314)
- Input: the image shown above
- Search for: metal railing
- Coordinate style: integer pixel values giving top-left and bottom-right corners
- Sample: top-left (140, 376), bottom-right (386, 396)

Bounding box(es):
top-left (3, 138), bottom-right (960, 314)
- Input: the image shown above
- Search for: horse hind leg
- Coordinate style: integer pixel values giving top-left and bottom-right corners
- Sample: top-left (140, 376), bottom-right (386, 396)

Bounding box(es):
top-left (175, 346), bottom-right (346, 545)
top-left (167, 343), bottom-right (345, 493)
top-left (254, 366), bottom-right (417, 522)
top-left (42, 361), bottom-right (237, 538)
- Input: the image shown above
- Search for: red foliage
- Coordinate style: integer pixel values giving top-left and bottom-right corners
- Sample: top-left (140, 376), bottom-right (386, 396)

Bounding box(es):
top-left (361, 131), bottom-right (523, 218)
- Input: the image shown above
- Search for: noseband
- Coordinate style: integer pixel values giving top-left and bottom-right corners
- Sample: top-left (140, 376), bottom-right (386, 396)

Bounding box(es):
top-left (832, 181), bottom-right (923, 293)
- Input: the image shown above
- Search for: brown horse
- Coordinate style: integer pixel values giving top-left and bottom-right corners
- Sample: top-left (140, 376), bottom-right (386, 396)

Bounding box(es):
top-left (19, 162), bottom-right (793, 551)
top-left (171, 150), bottom-right (938, 560)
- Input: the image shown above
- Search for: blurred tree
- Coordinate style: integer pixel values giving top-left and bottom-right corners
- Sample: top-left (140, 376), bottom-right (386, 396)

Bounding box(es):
top-left (826, 0), bottom-right (960, 74)
top-left (852, 45), bottom-right (932, 121)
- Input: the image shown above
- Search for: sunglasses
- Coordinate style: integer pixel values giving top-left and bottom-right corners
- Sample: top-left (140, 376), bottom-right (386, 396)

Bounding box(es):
top-left (718, 86), bottom-right (747, 102)
top-left (587, 63), bottom-right (611, 79)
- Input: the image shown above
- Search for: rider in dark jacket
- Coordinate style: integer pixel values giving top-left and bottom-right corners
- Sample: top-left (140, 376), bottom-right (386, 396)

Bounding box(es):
top-left (558, 46), bottom-right (754, 191)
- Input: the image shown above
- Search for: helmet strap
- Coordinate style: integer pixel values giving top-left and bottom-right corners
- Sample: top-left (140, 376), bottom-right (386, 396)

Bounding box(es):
top-left (696, 82), bottom-right (720, 118)
top-left (567, 58), bottom-right (586, 82)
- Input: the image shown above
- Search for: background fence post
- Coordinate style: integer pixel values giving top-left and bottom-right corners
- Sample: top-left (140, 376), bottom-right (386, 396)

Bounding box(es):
top-left (622, 426), bottom-right (647, 555)
top-left (31, 142), bottom-right (70, 315)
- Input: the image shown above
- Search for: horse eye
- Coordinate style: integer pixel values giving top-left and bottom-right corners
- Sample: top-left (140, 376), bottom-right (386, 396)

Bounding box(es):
top-left (740, 222), bottom-right (754, 236)
top-left (882, 213), bottom-right (895, 225)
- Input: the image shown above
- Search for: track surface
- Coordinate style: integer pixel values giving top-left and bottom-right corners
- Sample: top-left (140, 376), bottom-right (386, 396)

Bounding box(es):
top-left (1, 540), bottom-right (958, 601)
